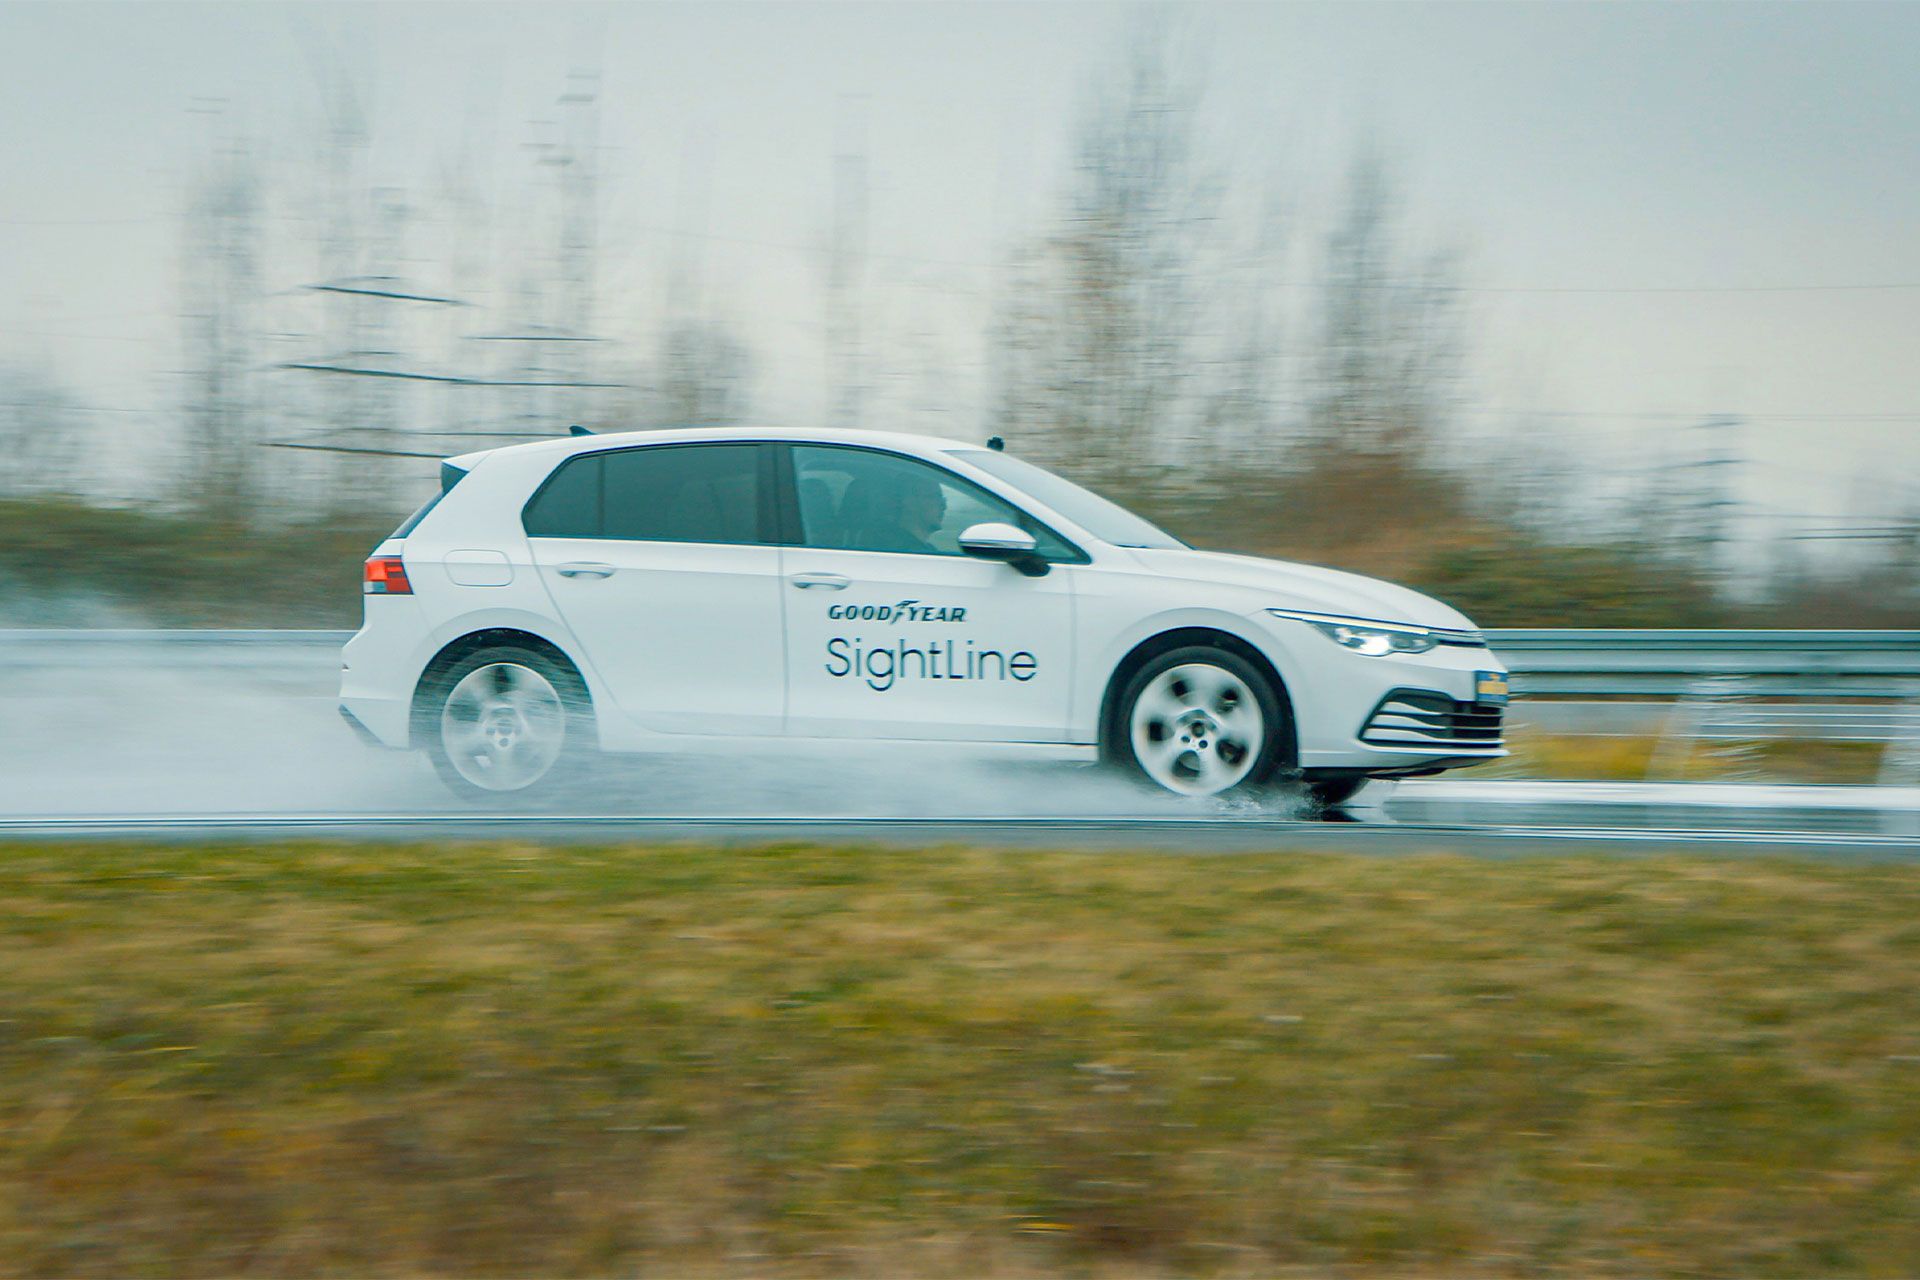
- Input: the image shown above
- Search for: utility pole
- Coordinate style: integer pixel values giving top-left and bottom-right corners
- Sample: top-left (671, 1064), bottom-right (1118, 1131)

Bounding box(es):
top-left (514, 69), bottom-right (603, 432)
top-left (260, 69), bottom-right (627, 498)
top-left (556, 70), bottom-right (600, 383)
top-left (181, 97), bottom-right (262, 523)
top-left (283, 277), bottom-right (471, 512)
top-left (1680, 413), bottom-right (1744, 585)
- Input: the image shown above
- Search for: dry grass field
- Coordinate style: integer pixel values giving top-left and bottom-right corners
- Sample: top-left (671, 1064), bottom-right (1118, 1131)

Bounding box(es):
top-left (1486, 731), bottom-right (1887, 784)
top-left (2, 839), bottom-right (1918, 1276)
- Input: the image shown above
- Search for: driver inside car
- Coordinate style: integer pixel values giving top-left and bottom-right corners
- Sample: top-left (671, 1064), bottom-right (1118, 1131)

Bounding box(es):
top-left (842, 473), bottom-right (948, 555)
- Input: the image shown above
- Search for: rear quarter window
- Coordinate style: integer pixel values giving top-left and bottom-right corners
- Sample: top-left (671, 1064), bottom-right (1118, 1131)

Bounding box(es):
top-left (521, 443), bottom-right (766, 544)
top-left (522, 454), bottom-right (605, 538)
top-left (602, 444), bottom-right (759, 543)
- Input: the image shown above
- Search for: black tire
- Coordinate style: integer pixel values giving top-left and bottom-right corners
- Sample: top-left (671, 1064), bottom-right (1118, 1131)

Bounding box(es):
top-left (1112, 644), bottom-right (1292, 799)
top-left (417, 644), bottom-right (596, 803)
top-left (1301, 775), bottom-right (1371, 813)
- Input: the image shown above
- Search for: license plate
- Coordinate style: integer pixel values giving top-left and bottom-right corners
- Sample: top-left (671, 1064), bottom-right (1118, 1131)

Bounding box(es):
top-left (1474, 671), bottom-right (1510, 704)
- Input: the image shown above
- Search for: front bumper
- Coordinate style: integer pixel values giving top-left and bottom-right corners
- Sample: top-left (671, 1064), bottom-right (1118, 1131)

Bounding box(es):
top-left (1359, 688), bottom-right (1506, 751)
top-left (1251, 615), bottom-right (1510, 773)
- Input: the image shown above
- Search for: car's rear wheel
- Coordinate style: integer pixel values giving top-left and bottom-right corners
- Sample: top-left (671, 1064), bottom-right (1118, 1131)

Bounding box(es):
top-left (421, 645), bottom-right (593, 802)
top-left (1118, 646), bottom-right (1288, 798)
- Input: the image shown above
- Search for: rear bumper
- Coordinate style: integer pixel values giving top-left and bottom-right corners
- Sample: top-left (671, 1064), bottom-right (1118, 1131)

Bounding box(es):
top-left (338, 623), bottom-right (420, 749)
top-left (337, 701), bottom-right (396, 749)
top-left (338, 692), bottom-right (411, 748)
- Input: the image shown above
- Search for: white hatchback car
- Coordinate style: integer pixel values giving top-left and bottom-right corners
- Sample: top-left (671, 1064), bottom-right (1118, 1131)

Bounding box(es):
top-left (339, 426), bottom-right (1509, 807)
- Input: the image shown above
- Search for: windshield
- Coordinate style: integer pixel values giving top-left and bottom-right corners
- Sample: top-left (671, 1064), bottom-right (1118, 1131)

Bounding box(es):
top-left (949, 449), bottom-right (1187, 550)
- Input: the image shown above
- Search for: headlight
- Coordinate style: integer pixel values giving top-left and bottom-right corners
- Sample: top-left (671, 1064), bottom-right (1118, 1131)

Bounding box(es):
top-left (1311, 622), bottom-right (1438, 656)
top-left (1267, 609), bottom-right (1439, 656)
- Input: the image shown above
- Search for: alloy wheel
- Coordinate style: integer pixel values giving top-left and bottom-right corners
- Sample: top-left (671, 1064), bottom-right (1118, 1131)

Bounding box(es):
top-left (1128, 661), bottom-right (1265, 796)
top-left (439, 661), bottom-right (567, 792)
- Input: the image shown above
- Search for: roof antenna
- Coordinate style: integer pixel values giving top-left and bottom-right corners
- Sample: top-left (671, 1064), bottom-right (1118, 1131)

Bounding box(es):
top-left (568, 424), bottom-right (595, 437)
top-left (986, 435), bottom-right (1005, 452)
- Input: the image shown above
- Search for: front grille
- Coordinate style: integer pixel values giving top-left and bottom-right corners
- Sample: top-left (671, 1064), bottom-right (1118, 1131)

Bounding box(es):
top-left (1361, 690), bottom-right (1505, 750)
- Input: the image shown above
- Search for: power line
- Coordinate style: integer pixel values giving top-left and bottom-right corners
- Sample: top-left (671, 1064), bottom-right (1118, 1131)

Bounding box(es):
top-left (261, 441), bottom-right (445, 460)
top-left (279, 361), bottom-right (627, 388)
top-left (306, 280), bottom-right (470, 306)
top-left (466, 333), bottom-right (604, 342)
top-left (1789, 527), bottom-right (1920, 542)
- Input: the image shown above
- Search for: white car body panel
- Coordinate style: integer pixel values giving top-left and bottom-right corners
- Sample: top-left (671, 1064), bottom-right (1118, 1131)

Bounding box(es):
top-left (779, 546), bottom-right (1075, 742)
top-left (1128, 548), bottom-right (1478, 631)
top-left (530, 537), bottom-right (787, 736)
top-left (338, 425), bottom-right (1510, 783)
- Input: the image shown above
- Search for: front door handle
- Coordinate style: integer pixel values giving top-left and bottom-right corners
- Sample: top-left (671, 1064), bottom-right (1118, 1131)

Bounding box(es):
top-left (556, 562), bottom-right (616, 579)
top-left (789, 572), bottom-right (851, 591)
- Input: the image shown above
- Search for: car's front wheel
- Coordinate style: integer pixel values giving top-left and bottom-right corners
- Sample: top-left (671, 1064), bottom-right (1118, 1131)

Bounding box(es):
top-left (1117, 646), bottom-right (1289, 798)
top-left (420, 645), bottom-right (593, 802)
top-left (1301, 774), bottom-right (1371, 812)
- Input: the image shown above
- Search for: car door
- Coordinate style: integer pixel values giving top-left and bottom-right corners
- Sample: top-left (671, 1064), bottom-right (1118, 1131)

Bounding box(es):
top-left (525, 442), bottom-right (786, 736)
top-left (779, 443), bottom-right (1078, 742)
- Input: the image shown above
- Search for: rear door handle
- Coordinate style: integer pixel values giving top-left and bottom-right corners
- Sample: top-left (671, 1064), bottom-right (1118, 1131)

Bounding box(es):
top-left (556, 562), bottom-right (616, 579)
top-left (789, 572), bottom-right (851, 591)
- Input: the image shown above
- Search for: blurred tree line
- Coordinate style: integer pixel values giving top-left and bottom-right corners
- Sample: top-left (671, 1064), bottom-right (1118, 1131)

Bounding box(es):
top-left (0, 28), bottom-right (1913, 628)
top-left (987, 30), bottom-right (1914, 629)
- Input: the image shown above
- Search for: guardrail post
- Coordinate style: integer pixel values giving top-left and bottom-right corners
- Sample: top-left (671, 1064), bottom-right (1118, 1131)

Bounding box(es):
top-left (1881, 696), bottom-right (1920, 788)
top-left (1648, 674), bottom-right (1761, 781)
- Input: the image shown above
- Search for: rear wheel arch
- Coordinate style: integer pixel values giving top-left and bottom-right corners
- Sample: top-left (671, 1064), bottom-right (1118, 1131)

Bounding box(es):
top-left (411, 628), bottom-right (591, 733)
top-left (1098, 627), bottom-right (1298, 769)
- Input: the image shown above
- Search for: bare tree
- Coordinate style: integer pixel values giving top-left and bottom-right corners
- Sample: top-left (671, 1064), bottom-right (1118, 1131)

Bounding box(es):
top-left (1305, 149), bottom-right (1466, 463)
top-left (990, 26), bottom-right (1226, 505)
top-left (0, 360), bottom-right (80, 498)
top-left (633, 316), bottom-right (754, 427)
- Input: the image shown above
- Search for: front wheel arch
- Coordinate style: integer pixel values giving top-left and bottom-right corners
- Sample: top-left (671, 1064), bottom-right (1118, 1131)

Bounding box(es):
top-left (1097, 627), bottom-right (1298, 773)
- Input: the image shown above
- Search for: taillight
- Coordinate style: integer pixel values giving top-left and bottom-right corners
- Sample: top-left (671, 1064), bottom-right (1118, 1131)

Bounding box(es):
top-left (363, 555), bottom-right (413, 595)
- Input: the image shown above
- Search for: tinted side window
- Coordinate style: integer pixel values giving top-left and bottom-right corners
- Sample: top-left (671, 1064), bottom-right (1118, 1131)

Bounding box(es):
top-left (791, 445), bottom-right (1076, 559)
top-left (525, 445), bottom-right (766, 543)
top-left (603, 444), bottom-right (762, 544)
top-left (523, 454), bottom-right (604, 538)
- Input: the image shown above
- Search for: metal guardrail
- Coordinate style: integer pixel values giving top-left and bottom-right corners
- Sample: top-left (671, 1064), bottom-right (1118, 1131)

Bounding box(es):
top-left (0, 629), bottom-right (349, 668)
top-left (1488, 629), bottom-right (1920, 699)
top-left (0, 630), bottom-right (349, 648)
top-left (2, 628), bottom-right (1916, 694)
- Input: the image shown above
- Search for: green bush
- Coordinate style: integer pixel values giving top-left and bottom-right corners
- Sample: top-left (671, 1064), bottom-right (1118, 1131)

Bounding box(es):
top-left (0, 496), bottom-right (393, 627)
top-left (1413, 536), bottom-right (1729, 628)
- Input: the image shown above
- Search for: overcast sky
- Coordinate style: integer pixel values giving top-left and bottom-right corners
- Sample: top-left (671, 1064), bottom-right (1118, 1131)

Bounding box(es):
top-left (3, 1), bottom-right (1918, 524)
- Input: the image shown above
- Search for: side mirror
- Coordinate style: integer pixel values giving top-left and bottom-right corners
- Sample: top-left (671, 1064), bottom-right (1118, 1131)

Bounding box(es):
top-left (958, 522), bottom-right (1048, 577)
